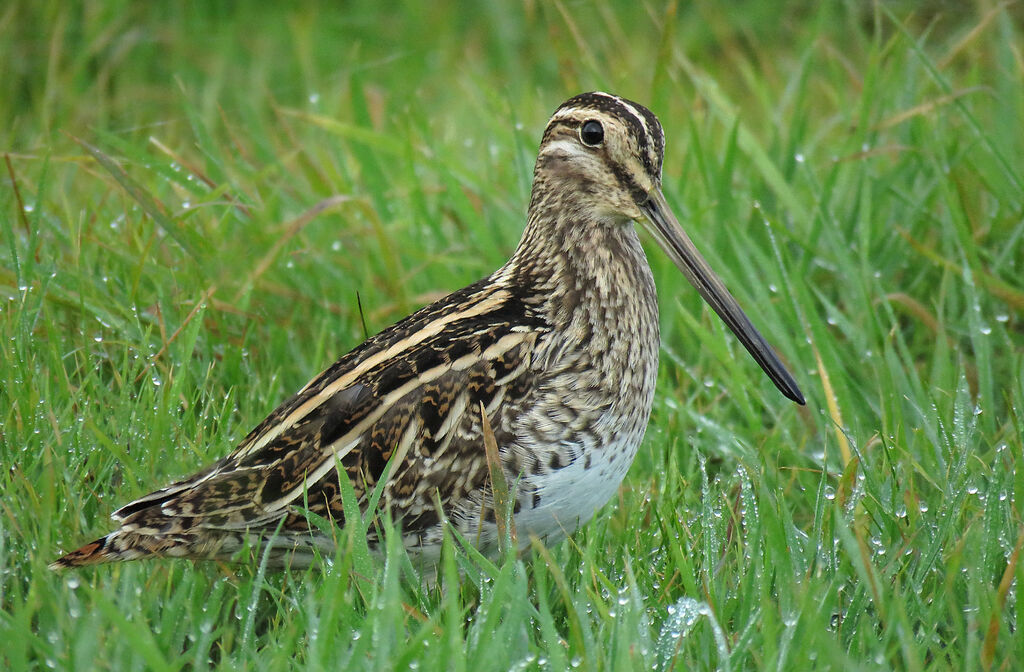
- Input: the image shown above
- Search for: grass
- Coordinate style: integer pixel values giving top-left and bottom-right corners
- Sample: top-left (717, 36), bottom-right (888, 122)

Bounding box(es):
top-left (2, 1), bottom-right (1022, 669)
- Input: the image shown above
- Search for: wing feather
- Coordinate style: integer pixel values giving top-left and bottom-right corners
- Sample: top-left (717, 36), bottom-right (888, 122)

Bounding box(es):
top-left (104, 279), bottom-right (548, 558)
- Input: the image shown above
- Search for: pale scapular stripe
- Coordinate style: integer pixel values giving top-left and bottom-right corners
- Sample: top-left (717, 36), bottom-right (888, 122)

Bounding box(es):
top-left (257, 331), bottom-right (532, 514)
top-left (242, 288), bottom-right (513, 456)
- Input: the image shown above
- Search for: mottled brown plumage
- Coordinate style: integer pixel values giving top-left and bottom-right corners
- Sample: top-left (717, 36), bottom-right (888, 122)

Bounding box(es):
top-left (51, 92), bottom-right (803, 570)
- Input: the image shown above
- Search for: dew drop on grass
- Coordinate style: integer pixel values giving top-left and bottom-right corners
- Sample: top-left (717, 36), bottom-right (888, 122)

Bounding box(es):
top-left (509, 653), bottom-right (538, 671)
top-left (656, 597), bottom-right (729, 672)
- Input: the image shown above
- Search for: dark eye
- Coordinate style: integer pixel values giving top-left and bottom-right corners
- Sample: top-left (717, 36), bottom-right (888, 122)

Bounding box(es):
top-left (580, 120), bottom-right (604, 146)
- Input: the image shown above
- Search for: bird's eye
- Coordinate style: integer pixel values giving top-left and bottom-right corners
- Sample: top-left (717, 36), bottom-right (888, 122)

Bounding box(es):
top-left (580, 120), bottom-right (604, 147)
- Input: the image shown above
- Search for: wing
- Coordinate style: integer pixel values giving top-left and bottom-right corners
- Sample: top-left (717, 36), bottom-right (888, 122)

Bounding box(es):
top-left (52, 277), bottom-right (550, 567)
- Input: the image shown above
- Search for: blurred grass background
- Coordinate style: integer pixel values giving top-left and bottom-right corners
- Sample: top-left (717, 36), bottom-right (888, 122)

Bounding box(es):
top-left (1, 1), bottom-right (1022, 670)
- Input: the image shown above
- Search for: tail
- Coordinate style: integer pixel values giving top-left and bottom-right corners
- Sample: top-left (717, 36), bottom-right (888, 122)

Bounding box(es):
top-left (49, 532), bottom-right (133, 570)
top-left (49, 529), bottom-right (199, 570)
top-left (49, 525), bottom-right (309, 570)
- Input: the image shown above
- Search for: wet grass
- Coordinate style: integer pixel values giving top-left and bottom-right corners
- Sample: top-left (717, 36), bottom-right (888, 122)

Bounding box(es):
top-left (2, 1), bottom-right (1022, 669)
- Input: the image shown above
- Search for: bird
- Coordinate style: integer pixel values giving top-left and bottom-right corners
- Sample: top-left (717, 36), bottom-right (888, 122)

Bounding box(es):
top-left (50, 92), bottom-right (804, 571)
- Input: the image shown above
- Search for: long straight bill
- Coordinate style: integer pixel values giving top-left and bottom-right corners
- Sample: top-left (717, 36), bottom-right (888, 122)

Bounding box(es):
top-left (639, 189), bottom-right (805, 405)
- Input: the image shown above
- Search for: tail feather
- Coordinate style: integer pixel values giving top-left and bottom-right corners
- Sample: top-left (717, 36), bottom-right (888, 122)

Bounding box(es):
top-left (49, 529), bottom-right (200, 570)
top-left (49, 527), bottom-right (319, 570)
top-left (50, 534), bottom-right (125, 569)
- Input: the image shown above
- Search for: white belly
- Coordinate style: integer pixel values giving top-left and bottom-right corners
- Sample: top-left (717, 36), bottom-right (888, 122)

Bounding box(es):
top-left (513, 432), bottom-right (641, 544)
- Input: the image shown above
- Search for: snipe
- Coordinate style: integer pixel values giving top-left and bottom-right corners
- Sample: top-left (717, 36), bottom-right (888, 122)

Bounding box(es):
top-left (52, 92), bottom-right (804, 570)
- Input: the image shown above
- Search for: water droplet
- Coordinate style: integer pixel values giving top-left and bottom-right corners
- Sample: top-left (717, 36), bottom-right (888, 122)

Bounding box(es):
top-left (657, 597), bottom-right (729, 670)
top-left (308, 92), bottom-right (320, 104)
top-left (794, 153), bottom-right (805, 163)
